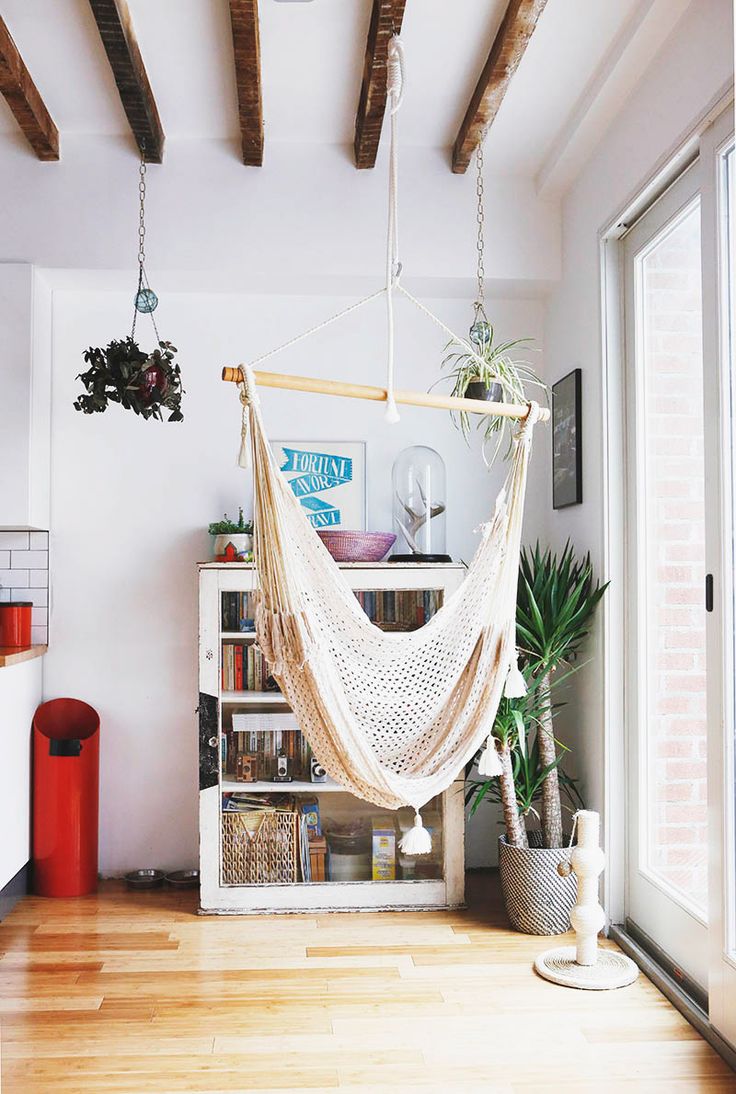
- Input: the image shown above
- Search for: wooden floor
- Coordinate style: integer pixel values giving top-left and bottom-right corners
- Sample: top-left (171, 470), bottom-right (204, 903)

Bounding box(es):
top-left (0, 876), bottom-right (733, 1093)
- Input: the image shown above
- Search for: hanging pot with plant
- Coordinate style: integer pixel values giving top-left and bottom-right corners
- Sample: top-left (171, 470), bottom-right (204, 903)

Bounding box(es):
top-left (433, 137), bottom-right (546, 465)
top-left (74, 147), bottom-right (184, 422)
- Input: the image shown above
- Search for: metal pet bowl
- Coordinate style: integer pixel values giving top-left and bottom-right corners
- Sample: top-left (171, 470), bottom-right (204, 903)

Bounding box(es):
top-left (124, 869), bottom-right (165, 891)
top-left (165, 869), bottom-right (200, 889)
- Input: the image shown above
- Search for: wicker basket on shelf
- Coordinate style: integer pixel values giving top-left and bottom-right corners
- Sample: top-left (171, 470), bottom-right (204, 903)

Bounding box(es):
top-left (221, 809), bottom-right (299, 885)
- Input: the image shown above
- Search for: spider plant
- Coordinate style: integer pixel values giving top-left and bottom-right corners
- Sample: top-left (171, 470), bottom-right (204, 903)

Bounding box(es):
top-left (516, 542), bottom-right (608, 848)
top-left (434, 304), bottom-right (547, 466)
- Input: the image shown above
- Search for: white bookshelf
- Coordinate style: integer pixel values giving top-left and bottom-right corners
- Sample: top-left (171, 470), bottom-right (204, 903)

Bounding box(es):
top-left (198, 561), bottom-right (466, 914)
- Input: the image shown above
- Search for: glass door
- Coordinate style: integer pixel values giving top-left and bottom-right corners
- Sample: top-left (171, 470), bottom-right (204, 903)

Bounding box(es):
top-left (623, 109), bottom-right (736, 1044)
top-left (702, 113), bottom-right (736, 1048)
top-left (624, 162), bottom-right (709, 988)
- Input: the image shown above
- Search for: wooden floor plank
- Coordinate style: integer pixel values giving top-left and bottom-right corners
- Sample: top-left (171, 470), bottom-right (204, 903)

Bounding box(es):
top-left (0, 876), bottom-right (730, 1093)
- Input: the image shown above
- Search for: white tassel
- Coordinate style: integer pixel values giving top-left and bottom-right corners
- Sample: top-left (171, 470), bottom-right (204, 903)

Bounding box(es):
top-left (399, 811), bottom-right (432, 856)
top-left (504, 650), bottom-right (527, 699)
top-left (384, 394), bottom-right (400, 424)
top-left (477, 735), bottom-right (502, 777)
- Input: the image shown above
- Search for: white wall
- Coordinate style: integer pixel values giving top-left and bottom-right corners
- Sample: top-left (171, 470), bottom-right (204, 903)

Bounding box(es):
top-left (0, 265), bottom-right (33, 525)
top-left (543, 0), bottom-right (733, 825)
top-left (43, 284), bottom-right (546, 873)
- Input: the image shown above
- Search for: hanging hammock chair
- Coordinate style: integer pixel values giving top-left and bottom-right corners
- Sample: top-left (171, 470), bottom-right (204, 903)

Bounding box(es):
top-left (226, 36), bottom-right (543, 854)
top-left (238, 365), bottom-right (540, 853)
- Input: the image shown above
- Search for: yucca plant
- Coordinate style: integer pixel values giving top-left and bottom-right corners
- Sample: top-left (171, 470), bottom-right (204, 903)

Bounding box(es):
top-left (466, 727), bottom-right (583, 845)
top-left (516, 542), bottom-right (608, 847)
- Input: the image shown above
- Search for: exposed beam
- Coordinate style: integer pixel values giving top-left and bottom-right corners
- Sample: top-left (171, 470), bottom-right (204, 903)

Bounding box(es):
top-left (354, 0), bottom-right (407, 170)
top-left (0, 17), bottom-right (58, 160)
top-left (452, 0), bottom-right (547, 174)
top-left (87, 0), bottom-right (164, 163)
top-left (228, 0), bottom-right (263, 166)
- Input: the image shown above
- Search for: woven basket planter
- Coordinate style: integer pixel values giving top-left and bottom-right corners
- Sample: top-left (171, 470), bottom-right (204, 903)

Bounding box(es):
top-left (498, 831), bottom-right (577, 935)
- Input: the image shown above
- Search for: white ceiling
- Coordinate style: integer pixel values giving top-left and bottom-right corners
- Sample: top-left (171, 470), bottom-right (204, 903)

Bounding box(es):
top-left (0, 0), bottom-right (690, 184)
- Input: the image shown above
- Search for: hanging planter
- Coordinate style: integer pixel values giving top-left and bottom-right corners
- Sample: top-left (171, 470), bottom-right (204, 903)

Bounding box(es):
top-left (74, 147), bottom-right (184, 422)
top-left (74, 338), bottom-right (183, 421)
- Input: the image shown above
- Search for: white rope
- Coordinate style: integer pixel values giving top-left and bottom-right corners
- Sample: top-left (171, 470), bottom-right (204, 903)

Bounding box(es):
top-left (244, 287), bottom-right (387, 371)
top-left (396, 283), bottom-right (488, 372)
top-left (384, 34), bottom-right (405, 425)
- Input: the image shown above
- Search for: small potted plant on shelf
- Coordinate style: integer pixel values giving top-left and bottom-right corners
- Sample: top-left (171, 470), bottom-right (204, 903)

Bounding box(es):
top-left (208, 509), bottom-right (253, 562)
top-left (435, 303), bottom-right (546, 466)
top-left (466, 541), bottom-right (607, 934)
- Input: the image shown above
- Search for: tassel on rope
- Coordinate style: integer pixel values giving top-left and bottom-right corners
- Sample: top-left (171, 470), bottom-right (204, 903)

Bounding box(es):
top-left (477, 735), bottom-right (503, 777)
top-left (504, 649), bottom-right (527, 699)
top-left (398, 810), bottom-right (432, 856)
top-left (237, 382), bottom-right (250, 469)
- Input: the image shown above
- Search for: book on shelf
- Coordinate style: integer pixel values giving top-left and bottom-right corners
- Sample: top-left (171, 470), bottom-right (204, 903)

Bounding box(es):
top-left (224, 713), bottom-right (317, 784)
top-left (221, 642), bottom-right (279, 693)
top-left (353, 589), bottom-right (442, 630)
top-left (221, 591), bottom-right (258, 633)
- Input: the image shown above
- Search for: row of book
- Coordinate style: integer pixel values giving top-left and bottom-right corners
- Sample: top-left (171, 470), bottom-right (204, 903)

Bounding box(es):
top-left (221, 591), bottom-right (258, 633)
top-left (221, 642), bottom-right (279, 693)
top-left (354, 589), bottom-right (442, 629)
top-left (221, 589), bottom-right (443, 635)
top-left (222, 724), bottom-right (313, 783)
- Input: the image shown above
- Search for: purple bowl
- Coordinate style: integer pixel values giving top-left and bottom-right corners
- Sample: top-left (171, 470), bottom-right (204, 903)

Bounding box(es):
top-left (317, 530), bottom-right (396, 562)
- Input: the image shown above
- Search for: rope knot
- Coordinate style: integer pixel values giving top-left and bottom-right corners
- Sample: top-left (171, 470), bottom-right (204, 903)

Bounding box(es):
top-left (387, 36), bottom-right (405, 112)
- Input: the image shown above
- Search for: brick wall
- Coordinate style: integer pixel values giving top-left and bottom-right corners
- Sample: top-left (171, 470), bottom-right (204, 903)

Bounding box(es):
top-left (642, 204), bottom-right (707, 910)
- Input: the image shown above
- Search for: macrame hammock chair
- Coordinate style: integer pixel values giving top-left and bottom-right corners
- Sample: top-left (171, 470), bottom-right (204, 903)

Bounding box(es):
top-left (227, 37), bottom-right (543, 855)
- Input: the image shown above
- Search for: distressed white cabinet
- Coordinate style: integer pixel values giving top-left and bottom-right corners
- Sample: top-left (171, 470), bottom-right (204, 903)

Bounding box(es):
top-left (198, 562), bottom-right (466, 914)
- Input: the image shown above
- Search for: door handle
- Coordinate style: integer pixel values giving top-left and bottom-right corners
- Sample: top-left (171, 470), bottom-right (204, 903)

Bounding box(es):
top-left (705, 573), bottom-right (714, 613)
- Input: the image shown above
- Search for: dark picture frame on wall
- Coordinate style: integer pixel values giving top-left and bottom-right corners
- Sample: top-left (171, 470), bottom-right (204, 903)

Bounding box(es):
top-left (552, 368), bottom-right (582, 509)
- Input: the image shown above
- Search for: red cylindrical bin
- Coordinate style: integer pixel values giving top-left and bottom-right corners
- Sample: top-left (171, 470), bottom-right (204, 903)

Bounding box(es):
top-left (0, 602), bottom-right (32, 648)
top-left (33, 698), bottom-right (100, 897)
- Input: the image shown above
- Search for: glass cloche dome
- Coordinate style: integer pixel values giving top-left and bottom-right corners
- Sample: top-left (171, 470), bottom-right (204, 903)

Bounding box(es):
top-left (390, 445), bottom-right (450, 562)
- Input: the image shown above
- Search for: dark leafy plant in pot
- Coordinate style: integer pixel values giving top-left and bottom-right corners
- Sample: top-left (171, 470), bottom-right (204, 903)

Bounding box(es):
top-left (74, 338), bottom-right (184, 422)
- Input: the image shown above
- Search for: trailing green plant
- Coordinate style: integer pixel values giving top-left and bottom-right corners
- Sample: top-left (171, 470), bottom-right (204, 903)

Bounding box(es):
top-left (74, 338), bottom-right (184, 422)
top-left (208, 508), bottom-right (253, 536)
top-left (434, 315), bottom-right (547, 465)
top-left (515, 541), bottom-right (608, 847)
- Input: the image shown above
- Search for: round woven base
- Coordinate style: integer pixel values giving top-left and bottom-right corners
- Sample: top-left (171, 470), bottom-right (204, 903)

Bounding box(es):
top-left (534, 946), bottom-right (639, 990)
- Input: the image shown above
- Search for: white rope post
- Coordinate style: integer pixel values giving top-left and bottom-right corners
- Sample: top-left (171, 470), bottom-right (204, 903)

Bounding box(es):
top-left (534, 810), bottom-right (639, 990)
top-left (569, 810), bottom-right (606, 965)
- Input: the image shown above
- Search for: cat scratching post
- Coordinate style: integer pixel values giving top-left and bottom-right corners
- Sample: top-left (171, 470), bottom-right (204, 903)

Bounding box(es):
top-left (534, 810), bottom-right (639, 990)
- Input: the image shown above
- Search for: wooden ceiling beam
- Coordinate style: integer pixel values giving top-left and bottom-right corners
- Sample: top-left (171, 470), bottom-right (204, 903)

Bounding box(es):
top-left (354, 0), bottom-right (407, 170)
top-left (229, 0), bottom-right (263, 167)
top-left (87, 0), bottom-right (164, 163)
top-left (0, 17), bottom-right (58, 160)
top-left (452, 0), bottom-right (548, 174)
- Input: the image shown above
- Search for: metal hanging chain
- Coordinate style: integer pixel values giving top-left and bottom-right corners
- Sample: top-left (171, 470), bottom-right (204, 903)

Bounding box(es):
top-left (475, 134), bottom-right (486, 307)
top-left (131, 142), bottom-right (161, 344)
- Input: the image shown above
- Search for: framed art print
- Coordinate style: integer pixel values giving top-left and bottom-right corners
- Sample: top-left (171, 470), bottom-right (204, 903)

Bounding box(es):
top-left (552, 369), bottom-right (582, 509)
top-left (272, 441), bottom-right (366, 530)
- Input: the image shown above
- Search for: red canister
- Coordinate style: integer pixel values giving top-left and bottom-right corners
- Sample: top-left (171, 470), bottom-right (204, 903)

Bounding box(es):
top-left (0, 602), bottom-right (33, 647)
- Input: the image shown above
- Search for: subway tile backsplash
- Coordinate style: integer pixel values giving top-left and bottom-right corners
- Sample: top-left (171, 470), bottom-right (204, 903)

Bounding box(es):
top-left (0, 528), bottom-right (49, 644)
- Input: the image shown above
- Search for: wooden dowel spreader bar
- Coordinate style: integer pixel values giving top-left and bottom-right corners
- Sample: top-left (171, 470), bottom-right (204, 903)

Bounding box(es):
top-left (221, 367), bottom-right (550, 422)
